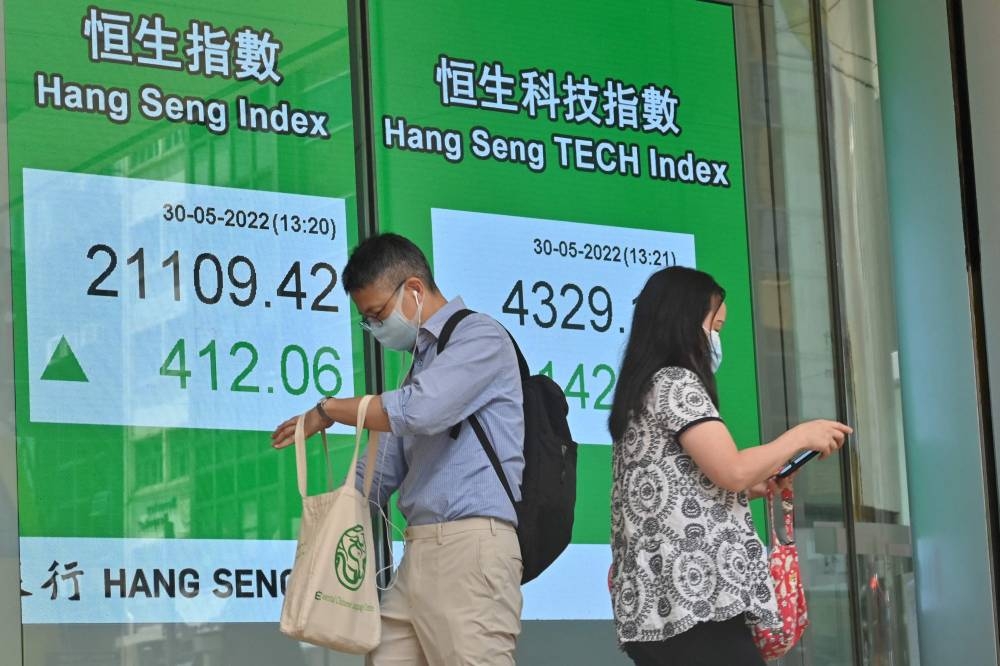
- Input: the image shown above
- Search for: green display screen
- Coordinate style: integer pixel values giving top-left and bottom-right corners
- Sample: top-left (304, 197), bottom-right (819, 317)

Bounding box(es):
top-left (9, 1), bottom-right (364, 623)
top-left (8, 0), bottom-right (757, 627)
top-left (368, 0), bottom-right (757, 619)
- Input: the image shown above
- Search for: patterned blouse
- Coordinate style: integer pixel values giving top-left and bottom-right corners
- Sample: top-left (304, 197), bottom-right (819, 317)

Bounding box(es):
top-left (610, 367), bottom-right (782, 644)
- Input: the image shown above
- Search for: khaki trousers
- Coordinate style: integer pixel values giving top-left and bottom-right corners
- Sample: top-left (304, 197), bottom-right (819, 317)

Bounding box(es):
top-left (366, 517), bottom-right (523, 666)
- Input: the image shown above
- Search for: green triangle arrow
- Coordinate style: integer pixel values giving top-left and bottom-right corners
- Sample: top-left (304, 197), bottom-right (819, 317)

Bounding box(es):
top-left (41, 336), bottom-right (89, 383)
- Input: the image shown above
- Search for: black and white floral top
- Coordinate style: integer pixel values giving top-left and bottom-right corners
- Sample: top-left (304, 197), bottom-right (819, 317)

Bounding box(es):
top-left (610, 367), bottom-right (782, 644)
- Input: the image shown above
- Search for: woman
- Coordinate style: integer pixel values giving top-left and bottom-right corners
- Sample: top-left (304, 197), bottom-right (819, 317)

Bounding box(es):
top-left (609, 267), bottom-right (850, 666)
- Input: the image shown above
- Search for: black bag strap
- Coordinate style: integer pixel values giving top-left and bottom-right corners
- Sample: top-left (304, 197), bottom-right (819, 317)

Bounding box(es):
top-left (437, 308), bottom-right (477, 355)
top-left (438, 309), bottom-right (529, 379)
top-left (436, 308), bottom-right (519, 507)
top-left (469, 413), bottom-right (517, 507)
top-left (507, 332), bottom-right (531, 382)
top-left (438, 309), bottom-right (476, 439)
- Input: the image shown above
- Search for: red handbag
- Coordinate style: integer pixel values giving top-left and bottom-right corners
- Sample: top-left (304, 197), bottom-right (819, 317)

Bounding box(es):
top-left (752, 487), bottom-right (809, 660)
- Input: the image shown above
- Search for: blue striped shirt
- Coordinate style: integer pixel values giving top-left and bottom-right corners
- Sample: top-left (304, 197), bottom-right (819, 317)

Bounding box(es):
top-left (356, 297), bottom-right (525, 526)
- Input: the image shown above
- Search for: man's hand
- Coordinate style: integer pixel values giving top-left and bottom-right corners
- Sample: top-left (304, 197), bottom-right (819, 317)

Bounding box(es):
top-left (271, 403), bottom-right (329, 450)
top-left (270, 396), bottom-right (392, 450)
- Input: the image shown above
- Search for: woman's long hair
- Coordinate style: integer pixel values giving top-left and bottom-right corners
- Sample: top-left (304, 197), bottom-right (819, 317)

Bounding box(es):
top-left (608, 266), bottom-right (726, 441)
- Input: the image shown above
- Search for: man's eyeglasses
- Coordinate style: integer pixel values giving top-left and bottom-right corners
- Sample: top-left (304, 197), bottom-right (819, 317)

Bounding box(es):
top-left (359, 279), bottom-right (407, 331)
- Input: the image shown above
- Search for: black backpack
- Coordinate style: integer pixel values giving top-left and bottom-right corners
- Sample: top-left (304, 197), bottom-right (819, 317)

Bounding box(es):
top-left (437, 309), bottom-right (577, 584)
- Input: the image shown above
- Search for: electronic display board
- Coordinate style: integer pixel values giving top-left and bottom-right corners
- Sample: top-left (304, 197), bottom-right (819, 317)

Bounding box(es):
top-left (8, 0), bottom-right (758, 628)
top-left (9, 0), bottom-right (364, 624)
top-left (368, 0), bottom-right (758, 620)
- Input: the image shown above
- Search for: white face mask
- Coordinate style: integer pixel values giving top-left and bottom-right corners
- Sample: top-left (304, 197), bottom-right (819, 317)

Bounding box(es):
top-left (706, 329), bottom-right (723, 373)
top-left (370, 289), bottom-right (422, 351)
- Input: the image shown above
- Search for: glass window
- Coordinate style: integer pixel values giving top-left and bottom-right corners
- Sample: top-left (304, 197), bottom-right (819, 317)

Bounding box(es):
top-left (746, 1), bottom-right (856, 664)
top-left (820, 0), bottom-right (921, 661)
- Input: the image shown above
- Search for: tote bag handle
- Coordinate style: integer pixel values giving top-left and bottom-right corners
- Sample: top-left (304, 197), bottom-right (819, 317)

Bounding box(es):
top-left (294, 395), bottom-right (379, 499)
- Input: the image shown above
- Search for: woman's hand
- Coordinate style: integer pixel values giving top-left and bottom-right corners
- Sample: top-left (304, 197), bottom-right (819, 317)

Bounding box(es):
top-left (747, 471), bottom-right (796, 499)
top-left (681, 419), bottom-right (851, 494)
top-left (773, 474), bottom-right (794, 491)
top-left (785, 419), bottom-right (852, 458)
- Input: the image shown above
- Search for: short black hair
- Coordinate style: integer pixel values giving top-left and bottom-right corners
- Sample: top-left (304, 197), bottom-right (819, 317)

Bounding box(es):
top-left (342, 233), bottom-right (438, 293)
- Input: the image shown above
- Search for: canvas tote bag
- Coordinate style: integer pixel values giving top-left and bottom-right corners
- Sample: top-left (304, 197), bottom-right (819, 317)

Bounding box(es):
top-left (280, 395), bottom-right (381, 653)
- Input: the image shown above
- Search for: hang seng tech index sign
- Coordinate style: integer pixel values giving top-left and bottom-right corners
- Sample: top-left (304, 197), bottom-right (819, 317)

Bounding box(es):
top-left (9, 1), bottom-right (363, 624)
top-left (369, 0), bottom-right (760, 620)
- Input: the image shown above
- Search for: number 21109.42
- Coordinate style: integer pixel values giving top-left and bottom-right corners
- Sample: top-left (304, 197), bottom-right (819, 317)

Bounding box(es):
top-left (85, 244), bottom-right (340, 313)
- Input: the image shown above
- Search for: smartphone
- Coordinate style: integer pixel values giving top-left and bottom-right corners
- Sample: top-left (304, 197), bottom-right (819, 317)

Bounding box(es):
top-left (776, 450), bottom-right (820, 479)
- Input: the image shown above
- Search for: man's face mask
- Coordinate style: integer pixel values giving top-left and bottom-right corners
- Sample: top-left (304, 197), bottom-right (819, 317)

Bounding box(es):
top-left (369, 286), bottom-right (423, 351)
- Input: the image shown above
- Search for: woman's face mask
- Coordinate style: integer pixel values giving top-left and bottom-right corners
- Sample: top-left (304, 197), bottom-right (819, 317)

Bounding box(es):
top-left (706, 329), bottom-right (723, 373)
top-left (370, 287), bottom-right (423, 351)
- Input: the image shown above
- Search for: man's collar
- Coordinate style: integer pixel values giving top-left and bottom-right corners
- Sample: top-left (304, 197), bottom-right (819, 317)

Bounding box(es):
top-left (419, 296), bottom-right (467, 341)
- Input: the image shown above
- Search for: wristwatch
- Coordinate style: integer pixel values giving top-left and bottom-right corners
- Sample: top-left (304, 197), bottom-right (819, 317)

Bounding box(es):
top-left (315, 398), bottom-right (335, 427)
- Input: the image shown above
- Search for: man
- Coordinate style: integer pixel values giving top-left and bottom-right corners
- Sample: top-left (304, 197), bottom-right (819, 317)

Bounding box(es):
top-left (271, 233), bottom-right (525, 666)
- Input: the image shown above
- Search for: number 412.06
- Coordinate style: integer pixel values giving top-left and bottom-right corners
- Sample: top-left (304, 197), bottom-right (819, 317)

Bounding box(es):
top-left (159, 338), bottom-right (343, 398)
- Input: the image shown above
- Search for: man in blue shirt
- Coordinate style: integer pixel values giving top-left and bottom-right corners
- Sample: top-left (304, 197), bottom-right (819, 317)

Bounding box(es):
top-left (272, 233), bottom-right (525, 665)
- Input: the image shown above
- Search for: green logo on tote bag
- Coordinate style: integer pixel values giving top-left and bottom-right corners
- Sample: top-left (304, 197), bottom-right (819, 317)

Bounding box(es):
top-left (334, 524), bottom-right (367, 591)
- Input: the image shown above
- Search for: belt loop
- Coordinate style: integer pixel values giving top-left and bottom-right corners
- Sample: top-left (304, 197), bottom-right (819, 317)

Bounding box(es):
top-left (490, 518), bottom-right (497, 535)
top-left (436, 523), bottom-right (443, 545)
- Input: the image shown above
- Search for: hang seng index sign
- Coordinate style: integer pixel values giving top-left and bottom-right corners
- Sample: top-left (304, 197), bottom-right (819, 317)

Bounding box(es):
top-left (38, 7), bottom-right (330, 138)
top-left (9, 1), bottom-right (363, 625)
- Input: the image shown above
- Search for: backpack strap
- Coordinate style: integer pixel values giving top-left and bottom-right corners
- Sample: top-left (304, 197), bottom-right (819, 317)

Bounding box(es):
top-left (469, 413), bottom-right (517, 507)
top-left (438, 308), bottom-right (529, 380)
top-left (505, 332), bottom-right (530, 382)
top-left (435, 308), bottom-right (518, 508)
top-left (438, 309), bottom-right (476, 439)
top-left (437, 308), bottom-right (476, 354)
